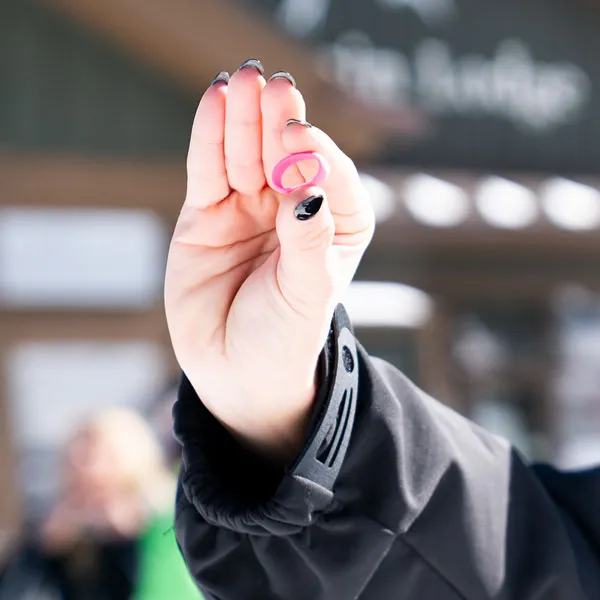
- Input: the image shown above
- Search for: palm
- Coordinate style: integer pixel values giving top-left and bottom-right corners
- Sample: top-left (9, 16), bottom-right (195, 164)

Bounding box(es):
top-left (169, 186), bottom-right (281, 356)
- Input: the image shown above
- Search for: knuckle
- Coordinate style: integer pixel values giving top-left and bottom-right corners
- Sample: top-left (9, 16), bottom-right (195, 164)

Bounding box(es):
top-left (224, 156), bottom-right (262, 172)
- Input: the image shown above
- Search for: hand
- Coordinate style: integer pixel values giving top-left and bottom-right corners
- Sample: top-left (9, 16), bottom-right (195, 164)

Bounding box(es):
top-left (40, 503), bottom-right (80, 554)
top-left (164, 60), bottom-right (374, 460)
top-left (43, 492), bottom-right (145, 546)
top-left (89, 493), bottom-right (146, 539)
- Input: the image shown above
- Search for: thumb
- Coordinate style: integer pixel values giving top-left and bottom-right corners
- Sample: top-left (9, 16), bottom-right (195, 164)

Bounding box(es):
top-left (275, 186), bottom-right (336, 314)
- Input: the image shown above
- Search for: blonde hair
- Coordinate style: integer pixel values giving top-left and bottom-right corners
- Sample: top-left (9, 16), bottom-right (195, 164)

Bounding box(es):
top-left (72, 407), bottom-right (175, 512)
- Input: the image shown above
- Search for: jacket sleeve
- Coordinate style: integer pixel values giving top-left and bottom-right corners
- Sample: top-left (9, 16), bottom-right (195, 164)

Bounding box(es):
top-left (173, 305), bottom-right (600, 600)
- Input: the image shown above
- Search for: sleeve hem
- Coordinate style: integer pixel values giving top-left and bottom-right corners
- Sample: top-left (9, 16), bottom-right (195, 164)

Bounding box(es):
top-left (173, 304), bottom-right (359, 536)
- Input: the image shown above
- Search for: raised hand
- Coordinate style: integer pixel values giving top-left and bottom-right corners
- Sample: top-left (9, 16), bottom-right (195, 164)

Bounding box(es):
top-left (164, 59), bottom-right (374, 460)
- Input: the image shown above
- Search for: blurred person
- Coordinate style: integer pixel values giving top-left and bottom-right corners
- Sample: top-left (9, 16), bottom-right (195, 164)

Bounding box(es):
top-left (166, 59), bottom-right (600, 599)
top-left (3, 409), bottom-right (202, 600)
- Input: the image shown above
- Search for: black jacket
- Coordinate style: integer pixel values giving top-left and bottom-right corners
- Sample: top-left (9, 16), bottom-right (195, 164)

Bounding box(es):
top-left (173, 306), bottom-right (600, 599)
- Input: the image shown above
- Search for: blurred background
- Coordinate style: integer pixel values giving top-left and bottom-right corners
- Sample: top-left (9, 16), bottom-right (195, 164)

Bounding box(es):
top-left (2, 0), bottom-right (600, 593)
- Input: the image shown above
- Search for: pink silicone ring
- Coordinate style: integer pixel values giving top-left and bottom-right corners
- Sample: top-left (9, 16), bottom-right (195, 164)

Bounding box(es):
top-left (271, 151), bottom-right (330, 194)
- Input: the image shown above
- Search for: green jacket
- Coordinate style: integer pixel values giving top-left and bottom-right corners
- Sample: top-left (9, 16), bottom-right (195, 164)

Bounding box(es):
top-left (134, 509), bottom-right (204, 600)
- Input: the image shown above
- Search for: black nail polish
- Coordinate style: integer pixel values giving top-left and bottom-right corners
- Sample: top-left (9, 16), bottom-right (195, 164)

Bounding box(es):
top-left (294, 195), bottom-right (324, 221)
top-left (268, 71), bottom-right (296, 87)
top-left (238, 58), bottom-right (265, 75)
top-left (285, 118), bottom-right (312, 128)
top-left (211, 71), bottom-right (230, 86)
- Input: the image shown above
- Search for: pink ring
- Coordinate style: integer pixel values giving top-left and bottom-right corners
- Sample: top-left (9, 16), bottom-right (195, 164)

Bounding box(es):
top-left (271, 151), bottom-right (330, 194)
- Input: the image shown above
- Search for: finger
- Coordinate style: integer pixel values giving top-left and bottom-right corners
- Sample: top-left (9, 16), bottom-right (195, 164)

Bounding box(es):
top-left (282, 122), bottom-right (366, 218)
top-left (186, 73), bottom-right (229, 208)
top-left (275, 186), bottom-right (336, 316)
top-left (224, 59), bottom-right (266, 195)
top-left (261, 71), bottom-right (306, 190)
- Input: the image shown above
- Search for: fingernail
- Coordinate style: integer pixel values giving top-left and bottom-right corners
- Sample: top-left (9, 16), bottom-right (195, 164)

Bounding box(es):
top-left (268, 71), bottom-right (296, 87)
top-left (285, 119), bottom-right (312, 128)
top-left (294, 195), bottom-right (324, 221)
top-left (237, 58), bottom-right (265, 75)
top-left (211, 71), bottom-right (230, 86)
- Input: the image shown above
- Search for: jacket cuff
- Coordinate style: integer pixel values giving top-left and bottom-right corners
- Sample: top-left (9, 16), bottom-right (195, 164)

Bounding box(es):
top-left (173, 304), bottom-right (359, 536)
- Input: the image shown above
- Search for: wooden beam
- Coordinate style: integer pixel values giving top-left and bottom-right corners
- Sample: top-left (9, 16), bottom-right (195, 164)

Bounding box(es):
top-left (3, 155), bottom-right (600, 261)
top-left (0, 343), bottom-right (22, 542)
top-left (372, 222), bottom-right (600, 256)
top-left (0, 307), bottom-right (180, 382)
top-left (367, 167), bottom-right (600, 256)
top-left (0, 155), bottom-right (185, 218)
top-left (354, 266), bottom-right (600, 301)
top-left (38, 0), bottom-right (422, 159)
top-left (0, 307), bottom-right (170, 344)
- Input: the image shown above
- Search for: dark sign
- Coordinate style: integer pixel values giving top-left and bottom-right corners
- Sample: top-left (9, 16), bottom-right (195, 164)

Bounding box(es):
top-left (242, 0), bottom-right (600, 173)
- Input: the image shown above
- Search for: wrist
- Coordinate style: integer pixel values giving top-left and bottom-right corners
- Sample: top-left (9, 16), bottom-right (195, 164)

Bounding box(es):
top-left (223, 371), bottom-right (318, 465)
